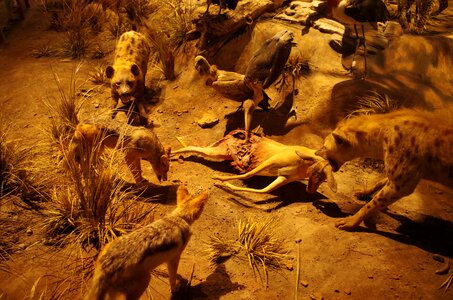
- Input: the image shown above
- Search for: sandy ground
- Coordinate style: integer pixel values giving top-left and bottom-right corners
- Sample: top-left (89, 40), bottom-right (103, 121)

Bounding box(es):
top-left (0, 1), bottom-right (452, 299)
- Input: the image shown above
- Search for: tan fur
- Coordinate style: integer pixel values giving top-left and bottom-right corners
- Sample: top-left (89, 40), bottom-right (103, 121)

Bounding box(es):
top-left (316, 108), bottom-right (453, 230)
top-left (70, 120), bottom-right (171, 184)
top-left (172, 130), bottom-right (336, 196)
top-left (106, 31), bottom-right (151, 126)
top-left (84, 185), bottom-right (209, 300)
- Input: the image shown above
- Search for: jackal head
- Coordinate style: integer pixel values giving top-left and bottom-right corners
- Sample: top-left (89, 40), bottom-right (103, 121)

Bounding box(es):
top-left (106, 64), bottom-right (141, 104)
top-left (175, 185), bottom-right (209, 224)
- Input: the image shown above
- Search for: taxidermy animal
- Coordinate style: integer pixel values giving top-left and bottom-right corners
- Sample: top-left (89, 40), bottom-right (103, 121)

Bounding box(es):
top-left (316, 108), bottom-right (453, 231)
top-left (69, 119), bottom-right (171, 184)
top-left (243, 30), bottom-right (295, 136)
top-left (106, 31), bottom-right (152, 126)
top-left (172, 129), bottom-right (336, 195)
top-left (84, 185), bottom-right (209, 299)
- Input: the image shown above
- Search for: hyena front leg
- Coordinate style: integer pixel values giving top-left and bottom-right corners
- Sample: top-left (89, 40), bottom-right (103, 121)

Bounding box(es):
top-left (336, 175), bottom-right (419, 231)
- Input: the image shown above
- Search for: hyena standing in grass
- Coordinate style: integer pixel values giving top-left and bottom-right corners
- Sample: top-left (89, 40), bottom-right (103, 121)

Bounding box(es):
top-left (316, 108), bottom-right (453, 231)
top-left (84, 185), bottom-right (209, 300)
top-left (106, 31), bottom-right (151, 126)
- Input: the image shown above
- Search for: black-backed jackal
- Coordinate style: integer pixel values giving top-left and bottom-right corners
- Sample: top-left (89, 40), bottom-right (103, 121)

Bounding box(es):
top-left (84, 185), bottom-right (209, 299)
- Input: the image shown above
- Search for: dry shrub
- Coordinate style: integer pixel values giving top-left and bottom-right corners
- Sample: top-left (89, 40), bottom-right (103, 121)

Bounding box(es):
top-left (0, 121), bottom-right (50, 208)
top-left (43, 66), bottom-right (84, 150)
top-left (348, 91), bottom-right (400, 118)
top-left (44, 139), bottom-right (154, 250)
top-left (88, 64), bottom-right (109, 85)
top-left (31, 43), bottom-right (60, 58)
top-left (205, 217), bottom-right (291, 285)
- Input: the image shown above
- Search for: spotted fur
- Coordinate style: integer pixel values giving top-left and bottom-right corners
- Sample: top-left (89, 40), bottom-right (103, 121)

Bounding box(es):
top-left (106, 31), bottom-right (151, 126)
top-left (316, 108), bottom-right (453, 230)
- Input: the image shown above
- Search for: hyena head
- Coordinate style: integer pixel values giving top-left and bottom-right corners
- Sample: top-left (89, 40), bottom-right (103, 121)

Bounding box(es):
top-left (315, 126), bottom-right (362, 172)
top-left (106, 64), bottom-right (141, 104)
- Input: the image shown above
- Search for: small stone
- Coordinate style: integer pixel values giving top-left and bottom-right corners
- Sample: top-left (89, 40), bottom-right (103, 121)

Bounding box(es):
top-left (309, 292), bottom-right (323, 300)
top-left (26, 228), bottom-right (33, 236)
top-left (368, 275), bottom-right (374, 279)
top-left (177, 158), bottom-right (184, 164)
top-left (301, 280), bottom-right (309, 287)
top-left (94, 103), bottom-right (100, 108)
top-left (343, 288), bottom-right (351, 295)
top-left (17, 243), bottom-right (27, 250)
top-left (197, 113), bottom-right (219, 129)
top-left (157, 109), bottom-right (164, 113)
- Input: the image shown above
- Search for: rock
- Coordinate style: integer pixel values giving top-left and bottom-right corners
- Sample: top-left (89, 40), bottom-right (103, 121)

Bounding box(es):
top-left (314, 18), bottom-right (345, 35)
top-left (309, 292), bottom-right (324, 300)
top-left (344, 288), bottom-right (352, 295)
top-left (301, 280), bottom-right (309, 287)
top-left (275, 1), bottom-right (317, 24)
top-left (197, 113), bottom-right (219, 128)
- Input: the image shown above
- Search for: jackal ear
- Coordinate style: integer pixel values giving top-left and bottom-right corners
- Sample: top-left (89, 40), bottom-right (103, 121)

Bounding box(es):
top-left (332, 132), bottom-right (348, 146)
top-left (106, 66), bottom-right (114, 79)
top-left (176, 185), bottom-right (190, 204)
top-left (189, 192), bottom-right (209, 219)
top-left (131, 64), bottom-right (140, 76)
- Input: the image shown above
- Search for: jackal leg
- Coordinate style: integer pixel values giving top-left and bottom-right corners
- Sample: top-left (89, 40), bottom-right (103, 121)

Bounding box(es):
top-left (124, 152), bottom-right (144, 183)
top-left (223, 176), bottom-right (288, 194)
top-left (167, 253), bottom-right (182, 293)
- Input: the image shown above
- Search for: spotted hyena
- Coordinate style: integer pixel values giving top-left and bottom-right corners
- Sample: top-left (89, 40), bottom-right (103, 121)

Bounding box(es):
top-left (316, 108), bottom-right (453, 231)
top-left (106, 31), bottom-right (151, 126)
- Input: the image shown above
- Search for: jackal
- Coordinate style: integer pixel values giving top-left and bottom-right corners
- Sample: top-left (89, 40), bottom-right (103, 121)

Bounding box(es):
top-left (70, 119), bottom-right (170, 184)
top-left (84, 185), bottom-right (209, 299)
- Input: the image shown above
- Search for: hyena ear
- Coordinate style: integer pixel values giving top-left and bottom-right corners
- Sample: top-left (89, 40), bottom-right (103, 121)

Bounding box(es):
top-left (131, 64), bottom-right (140, 76)
top-left (106, 66), bottom-right (114, 79)
top-left (332, 132), bottom-right (348, 146)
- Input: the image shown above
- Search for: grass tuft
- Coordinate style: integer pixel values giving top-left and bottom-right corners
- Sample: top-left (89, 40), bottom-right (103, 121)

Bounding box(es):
top-left (204, 217), bottom-right (291, 285)
top-left (348, 91), bottom-right (400, 118)
top-left (0, 121), bottom-right (50, 208)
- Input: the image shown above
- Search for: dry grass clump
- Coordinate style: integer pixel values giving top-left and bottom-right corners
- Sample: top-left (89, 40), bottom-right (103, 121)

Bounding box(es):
top-left (31, 43), bottom-right (60, 58)
top-left (0, 122), bottom-right (50, 208)
top-left (205, 217), bottom-right (291, 285)
top-left (44, 140), bottom-right (153, 250)
top-left (43, 67), bottom-right (84, 151)
top-left (88, 64), bottom-right (109, 85)
top-left (348, 91), bottom-right (400, 118)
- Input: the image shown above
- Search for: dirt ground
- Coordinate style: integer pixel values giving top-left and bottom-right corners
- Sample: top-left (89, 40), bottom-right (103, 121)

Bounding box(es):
top-left (0, 0), bottom-right (452, 299)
